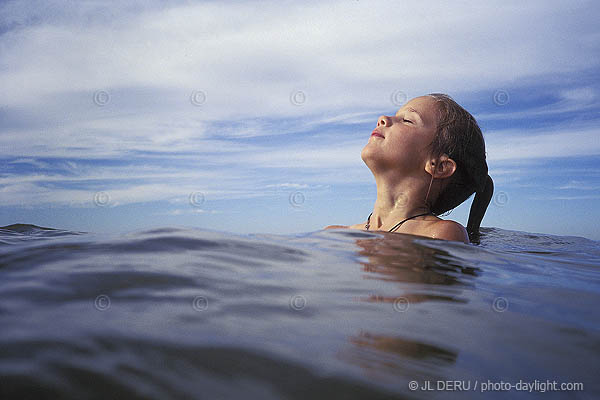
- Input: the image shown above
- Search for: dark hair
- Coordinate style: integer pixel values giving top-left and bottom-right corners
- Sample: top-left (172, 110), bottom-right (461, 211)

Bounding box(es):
top-left (426, 93), bottom-right (494, 243)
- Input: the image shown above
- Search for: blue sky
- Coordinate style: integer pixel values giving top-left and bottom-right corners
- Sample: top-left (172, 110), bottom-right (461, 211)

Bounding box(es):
top-left (1, 0), bottom-right (599, 240)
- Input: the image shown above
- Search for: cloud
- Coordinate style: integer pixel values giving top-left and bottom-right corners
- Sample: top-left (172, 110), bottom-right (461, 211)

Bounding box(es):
top-left (155, 208), bottom-right (223, 216)
top-left (556, 180), bottom-right (600, 190)
top-left (560, 87), bottom-right (597, 103)
top-left (485, 125), bottom-right (600, 161)
top-left (475, 86), bottom-right (599, 121)
top-left (1, 0), bottom-right (599, 215)
top-left (1, 0), bottom-right (598, 115)
top-left (6, 158), bottom-right (52, 169)
top-left (528, 194), bottom-right (600, 201)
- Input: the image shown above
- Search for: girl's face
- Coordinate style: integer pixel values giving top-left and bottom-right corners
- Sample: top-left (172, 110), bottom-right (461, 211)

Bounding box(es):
top-left (361, 96), bottom-right (440, 176)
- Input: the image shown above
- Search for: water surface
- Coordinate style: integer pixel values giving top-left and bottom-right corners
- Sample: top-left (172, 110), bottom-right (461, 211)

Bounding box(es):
top-left (1, 224), bottom-right (599, 399)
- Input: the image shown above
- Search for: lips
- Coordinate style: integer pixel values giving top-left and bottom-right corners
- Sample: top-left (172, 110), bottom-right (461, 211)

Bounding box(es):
top-left (371, 130), bottom-right (384, 138)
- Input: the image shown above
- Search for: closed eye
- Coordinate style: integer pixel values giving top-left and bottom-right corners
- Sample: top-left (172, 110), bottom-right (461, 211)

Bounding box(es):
top-left (403, 119), bottom-right (413, 124)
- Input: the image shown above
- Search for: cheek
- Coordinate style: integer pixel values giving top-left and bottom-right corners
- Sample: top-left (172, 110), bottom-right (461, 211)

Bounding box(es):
top-left (388, 134), bottom-right (419, 156)
top-left (387, 134), bottom-right (429, 167)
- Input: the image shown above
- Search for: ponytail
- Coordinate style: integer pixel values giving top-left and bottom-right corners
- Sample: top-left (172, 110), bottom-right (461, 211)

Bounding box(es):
top-left (467, 174), bottom-right (493, 243)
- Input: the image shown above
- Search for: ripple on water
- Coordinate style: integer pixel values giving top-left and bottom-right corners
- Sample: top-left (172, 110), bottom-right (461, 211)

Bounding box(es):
top-left (0, 224), bottom-right (599, 398)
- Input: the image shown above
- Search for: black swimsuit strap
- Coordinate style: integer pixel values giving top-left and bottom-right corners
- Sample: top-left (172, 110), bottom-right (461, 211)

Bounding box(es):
top-left (366, 211), bottom-right (434, 233)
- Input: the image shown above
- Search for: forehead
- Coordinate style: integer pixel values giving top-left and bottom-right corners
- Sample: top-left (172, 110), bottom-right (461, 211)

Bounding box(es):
top-left (399, 96), bottom-right (438, 126)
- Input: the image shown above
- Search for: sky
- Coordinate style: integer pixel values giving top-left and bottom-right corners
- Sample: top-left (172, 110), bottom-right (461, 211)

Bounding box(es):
top-left (1, 0), bottom-right (599, 240)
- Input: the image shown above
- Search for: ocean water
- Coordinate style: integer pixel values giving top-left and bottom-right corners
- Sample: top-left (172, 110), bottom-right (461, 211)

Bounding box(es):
top-left (0, 223), bottom-right (599, 400)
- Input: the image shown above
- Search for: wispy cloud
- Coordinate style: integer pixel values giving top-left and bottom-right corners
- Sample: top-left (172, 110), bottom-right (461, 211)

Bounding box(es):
top-left (1, 0), bottom-right (599, 238)
top-left (155, 208), bottom-right (224, 216)
top-left (528, 194), bottom-right (600, 201)
top-left (475, 86), bottom-right (599, 121)
top-left (2, 0), bottom-right (598, 112)
top-left (485, 125), bottom-right (600, 161)
top-left (556, 180), bottom-right (600, 190)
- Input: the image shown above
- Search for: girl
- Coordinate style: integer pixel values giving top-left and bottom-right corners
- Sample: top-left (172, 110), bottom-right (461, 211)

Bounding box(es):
top-left (326, 93), bottom-right (493, 243)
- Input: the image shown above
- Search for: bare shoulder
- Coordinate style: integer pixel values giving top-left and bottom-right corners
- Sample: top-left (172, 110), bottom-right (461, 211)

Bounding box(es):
top-left (426, 219), bottom-right (469, 243)
top-left (324, 222), bottom-right (365, 230)
top-left (324, 224), bottom-right (348, 230)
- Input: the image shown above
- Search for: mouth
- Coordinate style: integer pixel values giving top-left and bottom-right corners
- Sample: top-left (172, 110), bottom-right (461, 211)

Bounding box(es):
top-left (371, 130), bottom-right (384, 138)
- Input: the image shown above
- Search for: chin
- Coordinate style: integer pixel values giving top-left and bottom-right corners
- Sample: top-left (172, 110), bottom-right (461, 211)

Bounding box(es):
top-left (361, 144), bottom-right (376, 163)
top-left (361, 145), bottom-right (382, 173)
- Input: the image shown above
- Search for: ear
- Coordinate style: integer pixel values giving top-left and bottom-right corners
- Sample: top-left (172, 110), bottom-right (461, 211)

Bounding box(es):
top-left (426, 154), bottom-right (457, 179)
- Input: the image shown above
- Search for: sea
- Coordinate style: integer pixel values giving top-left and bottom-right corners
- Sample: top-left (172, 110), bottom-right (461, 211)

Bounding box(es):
top-left (0, 223), bottom-right (599, 399)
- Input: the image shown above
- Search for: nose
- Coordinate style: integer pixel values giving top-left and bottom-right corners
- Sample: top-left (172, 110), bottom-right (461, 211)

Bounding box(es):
top-left (377, 115), bottom-right (391, 127)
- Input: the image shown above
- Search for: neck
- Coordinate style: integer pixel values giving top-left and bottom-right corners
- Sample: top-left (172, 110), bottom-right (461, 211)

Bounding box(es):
top-left (370, 173), bottom-right (435, 230)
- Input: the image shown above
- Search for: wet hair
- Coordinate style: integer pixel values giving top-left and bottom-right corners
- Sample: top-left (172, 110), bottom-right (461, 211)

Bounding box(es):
top-left (425, 93), bottom-right (494, 243)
